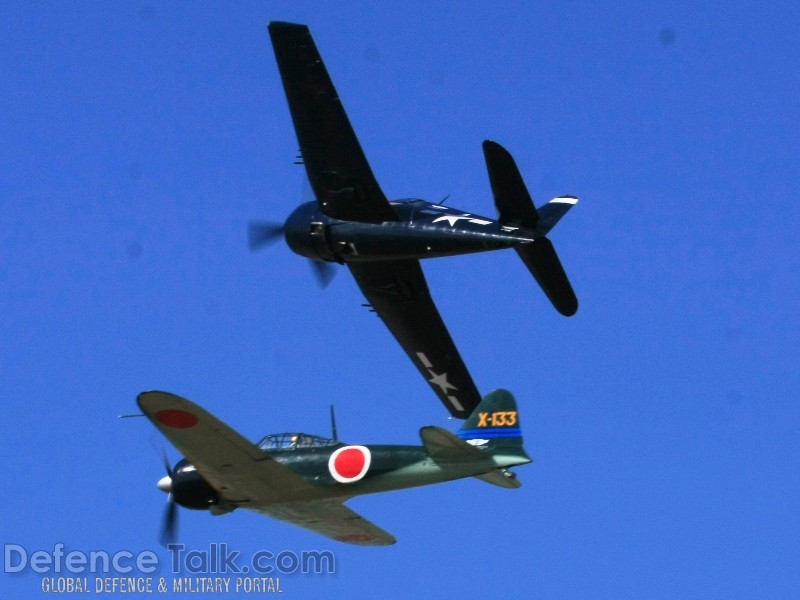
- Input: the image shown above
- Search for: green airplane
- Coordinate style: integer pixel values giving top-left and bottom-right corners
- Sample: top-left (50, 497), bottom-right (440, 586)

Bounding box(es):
top-left (140, 389), bottom-right (531, 546)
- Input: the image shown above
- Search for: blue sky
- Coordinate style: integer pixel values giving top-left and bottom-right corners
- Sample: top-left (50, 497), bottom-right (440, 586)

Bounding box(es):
top-left (2, 2), bottom-right (798, 598)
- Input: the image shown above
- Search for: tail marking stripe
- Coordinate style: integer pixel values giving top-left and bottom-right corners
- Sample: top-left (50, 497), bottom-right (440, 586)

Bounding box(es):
top-left (458, 427), bottom-right (522, 439)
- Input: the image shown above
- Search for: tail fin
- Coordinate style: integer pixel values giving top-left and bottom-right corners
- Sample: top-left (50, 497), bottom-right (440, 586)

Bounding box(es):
top-left (536, 195), bottom-right (578, 236)
top-left (482, 140), bottom-right (579, 316)
top-left (457, 389), bottom-right (530, 462)
top-left (482, 140), bottom-right (540, 229)
top-left (515, 239), bottom-right (578, 316)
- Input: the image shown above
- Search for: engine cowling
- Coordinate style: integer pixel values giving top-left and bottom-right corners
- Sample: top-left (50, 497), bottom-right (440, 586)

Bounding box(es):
top-left (283, 202), bottom-right (337, 262)
top-left (170, 459), bottom-right (219, 510)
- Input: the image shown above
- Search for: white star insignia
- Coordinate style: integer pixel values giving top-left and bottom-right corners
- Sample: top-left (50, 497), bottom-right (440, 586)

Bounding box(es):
top-left (431, 214), bottom-right (473, 226)
top-left (428, 370), bottom-right (458, 394)
top-left (432, 213), bottom-right (493, 227)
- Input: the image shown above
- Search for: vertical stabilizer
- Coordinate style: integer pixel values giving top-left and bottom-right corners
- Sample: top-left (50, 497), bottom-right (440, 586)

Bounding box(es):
top-left (482, 140), bottom-right (579, 316)
top-left (458, 389), bottom-right (529, 458)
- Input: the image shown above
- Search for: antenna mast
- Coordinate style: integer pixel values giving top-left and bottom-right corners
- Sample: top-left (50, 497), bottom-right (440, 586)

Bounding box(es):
top-left (330, 405), bottom-right (338, 442)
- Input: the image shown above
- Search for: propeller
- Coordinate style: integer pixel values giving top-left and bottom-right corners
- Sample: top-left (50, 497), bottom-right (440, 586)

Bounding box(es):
top-left (160, 495), bottom-right (178, 547)
top-left (310, 261), bottom-right (337, 288)
top-left (160, 448), bottom-right (173, 479)
top-left (157, 450), bottom-right (178, 547)
top-left (247, 219), bottom-right (338, 288)
top-left (247, 220), bottom-right (285, 251)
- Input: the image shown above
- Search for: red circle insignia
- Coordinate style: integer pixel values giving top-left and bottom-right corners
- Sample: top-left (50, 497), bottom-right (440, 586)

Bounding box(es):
top-left (154, 409), bottom-right (199, 429)
top-left (328, 446), bottom-right (371, 483)
top-left (334, 448), bottom-right (366, 478)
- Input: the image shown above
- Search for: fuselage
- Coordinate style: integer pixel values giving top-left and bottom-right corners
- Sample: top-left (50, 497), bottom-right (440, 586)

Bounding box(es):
top-left (270, 444), bottom-right (474, 494)
top-left (168, 436), bottom-right (528, 512)
top-left (283, 199), bottom-right (538, 264)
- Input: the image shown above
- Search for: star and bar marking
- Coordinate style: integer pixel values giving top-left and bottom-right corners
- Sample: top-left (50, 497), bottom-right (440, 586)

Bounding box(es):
top-left (415, 352), bottom-right (464, 413)
top-left (431, 213), bottom-right (492, 227)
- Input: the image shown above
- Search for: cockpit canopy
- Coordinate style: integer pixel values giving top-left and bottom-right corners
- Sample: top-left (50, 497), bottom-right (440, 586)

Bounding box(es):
top-left (390, 198), bottom-right (426, 205)
top-left (257, 432), bottom-right (337, 451)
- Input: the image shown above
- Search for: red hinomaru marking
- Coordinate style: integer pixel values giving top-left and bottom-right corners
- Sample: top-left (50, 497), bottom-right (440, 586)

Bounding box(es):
top-left (155, 409), bottom-right (199, 429)
top-left (334, 448), bottom-right (365, 478)
top-left (328, 445), bottom-right (371, 483)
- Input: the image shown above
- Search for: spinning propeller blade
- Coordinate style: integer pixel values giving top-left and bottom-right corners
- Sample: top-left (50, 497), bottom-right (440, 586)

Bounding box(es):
top-left (248, 218), bottom-right (337, 287)
top-left (247, 220), bottom-right (284, 251)
top-left (310, 260), bottom-right (336, 288)
top-left (161, 449), bottom-right (174, 479)
top-left (160, 495), bottom-right (178, 547)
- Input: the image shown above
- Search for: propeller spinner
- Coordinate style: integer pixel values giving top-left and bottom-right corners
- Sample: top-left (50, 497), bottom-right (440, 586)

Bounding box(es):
top-left (157, 453), bottom-right (178, 546)
top-left (247, 219), bottom-right (337, 288)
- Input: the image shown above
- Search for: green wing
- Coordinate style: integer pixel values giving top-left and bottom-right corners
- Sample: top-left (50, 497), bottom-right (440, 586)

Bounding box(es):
top-left (138, 391), bottom-right (395, 545)
top-left (255, 501), bottom-right (395, 546)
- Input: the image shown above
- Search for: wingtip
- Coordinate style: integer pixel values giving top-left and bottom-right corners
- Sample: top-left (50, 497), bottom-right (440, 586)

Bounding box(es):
top-left (136, 390), bottom-right (190, 413)
top-left (551, 195), bottom-right (579, 205)
top-left (557, 299), bottom-right (579, 317)
top-left (482, 139), bottom-right (509, 155)
top-left (268, 21), bottom-right (308, 31)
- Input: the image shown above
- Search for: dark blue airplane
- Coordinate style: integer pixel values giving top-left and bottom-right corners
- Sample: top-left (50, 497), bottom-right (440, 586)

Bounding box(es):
top-left (250, 23), bottom-right (580, 418)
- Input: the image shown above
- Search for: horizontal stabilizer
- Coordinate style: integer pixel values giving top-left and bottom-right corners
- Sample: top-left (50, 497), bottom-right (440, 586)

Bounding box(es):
top-left (419, 426), bottom-right (487, 462)
top-left (474, 469), bottom-right (522, 489)
top-left (482, 140), bottom-right (539, 229)
top-left (483, 141), bottom-right (579, 316)
top-left (536, 196), bottom-right (578, 236)
top-left (516, 238), bottom-right (578, 316)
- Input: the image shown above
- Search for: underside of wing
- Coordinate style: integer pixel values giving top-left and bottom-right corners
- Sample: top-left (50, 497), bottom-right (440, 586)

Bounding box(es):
top-left (255, 501), bottom-right (396, 546)
top-left (137, 391), bottom-right (321, 505)
top-left (347, 260), bottom-right (482, 418)
top-left (419, 426), bottom-right (487, 462)
top-left (268, 22), bottom-right (397, 223)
